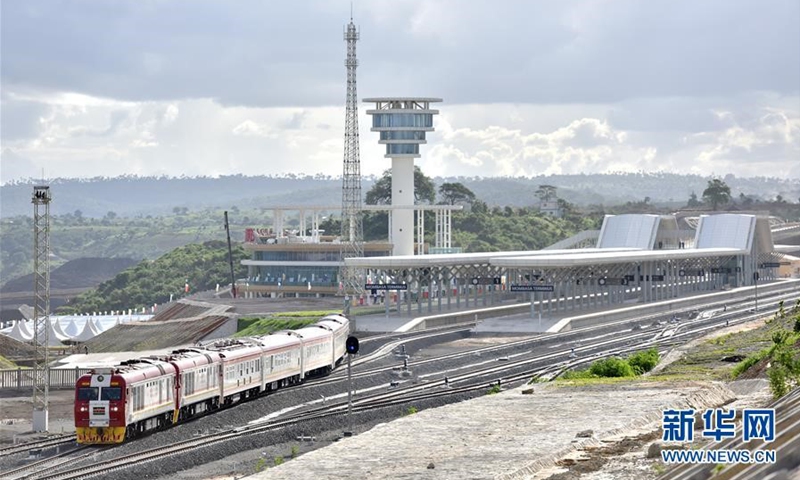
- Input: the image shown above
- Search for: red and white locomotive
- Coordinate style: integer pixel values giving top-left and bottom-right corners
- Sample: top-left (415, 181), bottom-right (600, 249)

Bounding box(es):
top-left (75, 313), bottom-right (350, 444)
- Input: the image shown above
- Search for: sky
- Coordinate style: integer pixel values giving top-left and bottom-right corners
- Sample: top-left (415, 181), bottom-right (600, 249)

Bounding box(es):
top-left (1, 0), bottom-right (799, 184)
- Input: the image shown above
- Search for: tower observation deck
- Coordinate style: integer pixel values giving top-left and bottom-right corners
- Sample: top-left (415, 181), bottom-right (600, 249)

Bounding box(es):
top-left (365, 97), bottom-right (441, 256)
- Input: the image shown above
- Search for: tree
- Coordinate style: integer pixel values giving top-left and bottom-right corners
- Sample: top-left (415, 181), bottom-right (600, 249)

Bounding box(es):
top-left (438, 182), bottom-right (476, 205)
top-left (702, 178), bottom-right (732, 211)
top-left (687, 191), bottom-right (701, 207)
top-left (535, 185), bottom-right (557, 202)
top-left (365, 175), bottom-right (391, 205)
top-left (365, 166), bottom-right (436, 205)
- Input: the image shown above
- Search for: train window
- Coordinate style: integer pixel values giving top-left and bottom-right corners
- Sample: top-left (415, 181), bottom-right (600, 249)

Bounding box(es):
top-left (78, 387), bottom-right (98, 401)
top-left (101, 387), bottom-right (122, 401)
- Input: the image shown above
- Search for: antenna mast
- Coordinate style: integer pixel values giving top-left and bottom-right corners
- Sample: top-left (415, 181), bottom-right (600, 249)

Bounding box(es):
top-left (339, 16), bottom-right (364, 297)
top-left (31, 185), bottom-right (52, 432)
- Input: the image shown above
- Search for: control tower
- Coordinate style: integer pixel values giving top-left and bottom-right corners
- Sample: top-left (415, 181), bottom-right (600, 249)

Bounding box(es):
top-left (365, 97), bottom-right (441, 256)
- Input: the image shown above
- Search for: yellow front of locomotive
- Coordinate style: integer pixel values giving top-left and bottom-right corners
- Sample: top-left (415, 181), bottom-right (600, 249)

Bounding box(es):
top-left (75, 371), bottom-right (127, 444)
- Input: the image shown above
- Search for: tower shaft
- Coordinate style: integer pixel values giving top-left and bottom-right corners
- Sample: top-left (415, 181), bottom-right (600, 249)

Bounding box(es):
top-left (339, 19), bottom-right (364, 295)
top-left (32, 185), bottom-right (51, 432)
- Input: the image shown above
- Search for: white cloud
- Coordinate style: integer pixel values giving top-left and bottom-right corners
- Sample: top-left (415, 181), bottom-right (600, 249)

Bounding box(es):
top-left (232, 120), bottom-right (278, 138)
top-left (1, 1), bottom-right (798, 182)
top-left (1, 95), bottom-right (798, 183)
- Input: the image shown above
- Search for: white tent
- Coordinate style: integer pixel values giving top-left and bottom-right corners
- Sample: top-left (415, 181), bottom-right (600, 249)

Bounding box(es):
top-left (51, 318), bottom-right (70, 339)
top-left (4, 320), bottom-right (33, 342)
top-left (63, 319), bottom-right (80, 338)
top-left (18, 320), bottom-right (34, 339)
top-left (36, 321), bottom-right (70, 347)
top-left (73, 319), bottom-right (100, 342)
top-left (91, 318), bottom-right (107, 333)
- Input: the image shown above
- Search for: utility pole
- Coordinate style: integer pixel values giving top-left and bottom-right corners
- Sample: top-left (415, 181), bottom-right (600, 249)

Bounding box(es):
top-left (32, 185), bottom-right (51, 432)
top-left (224, 211), bottom-right (237, 298)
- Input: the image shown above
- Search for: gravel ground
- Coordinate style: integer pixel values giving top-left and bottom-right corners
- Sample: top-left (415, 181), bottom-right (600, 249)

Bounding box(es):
top-left (0, 333), bottom-right (532, 478)
top-left (0, 319), bottom-right (752, 480)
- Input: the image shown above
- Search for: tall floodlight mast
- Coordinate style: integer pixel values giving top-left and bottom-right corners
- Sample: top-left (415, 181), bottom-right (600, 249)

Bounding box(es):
top-left (31, 185), bottom-right (52, 432)
top-left (339, 14), bottom-right (364, 297)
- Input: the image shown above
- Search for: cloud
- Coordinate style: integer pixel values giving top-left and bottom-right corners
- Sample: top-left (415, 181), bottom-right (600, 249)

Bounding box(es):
top-left (1, 1), bottom-right (797, 182)
top-left (2, 1), bottom-right (797, 107)
top-left (232, 120), bottom-right (278, 138)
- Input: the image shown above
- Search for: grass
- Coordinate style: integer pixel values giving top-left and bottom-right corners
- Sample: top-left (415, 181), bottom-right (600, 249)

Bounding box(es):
top-left (731, 347), bottom-right (772, 378)
top-left (236, 311), bottom-right (341, 337)
top-left (555, 375), bottom-right (649, 387)
top-left (651, 312), bottom-right (797, 382)
top-left (0, 355), bottom-right (17, 369)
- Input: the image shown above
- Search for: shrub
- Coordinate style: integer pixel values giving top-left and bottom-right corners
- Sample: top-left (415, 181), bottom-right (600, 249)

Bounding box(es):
top-left (405, 406), bottom-right (418, 416)
top-left (589, 357), bottom-right (635, 378)
top-left (627, 348), bottom-right (660, 374)
top-left (487, 384), bottom-right (502, 395)
top-left (561, 368), bottom-right (594, 380)
top-left (291, 445), bottom-right (299, 458)
top-left (768, 365), bottom-right (790, 398)
top-left (274, 456), bottom-right (284, 466)
top-left (731, 348), bottom-right (770, 378)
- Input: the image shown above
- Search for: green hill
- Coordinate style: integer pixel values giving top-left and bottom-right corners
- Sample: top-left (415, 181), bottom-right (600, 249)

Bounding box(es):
top-left (59, 240), bottom-right (248, 314)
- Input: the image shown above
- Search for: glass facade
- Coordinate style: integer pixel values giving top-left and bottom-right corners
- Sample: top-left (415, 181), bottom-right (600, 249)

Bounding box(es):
top-left (254, 250), bottom-right (387, 262)
top-left (246, 266), bottom-right (339, 287)
top-left (372, 113), bottom-right (433, 128)
top-left (387, 144), bottom-right (419, 155)
top-left (255, 251), bottom-right (340, 262)
top-left (380, 131), bottom-right (426, 141)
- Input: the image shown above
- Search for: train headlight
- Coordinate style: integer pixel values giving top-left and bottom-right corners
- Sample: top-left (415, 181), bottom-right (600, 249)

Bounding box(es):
top-left (80, 406), bottom-right (88, 412)
top-left (111, 406), bottom-right (119, 412)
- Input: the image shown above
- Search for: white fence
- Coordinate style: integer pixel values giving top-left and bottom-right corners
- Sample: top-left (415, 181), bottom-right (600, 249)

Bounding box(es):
top-left (0, 368), bottom-right (94, 390)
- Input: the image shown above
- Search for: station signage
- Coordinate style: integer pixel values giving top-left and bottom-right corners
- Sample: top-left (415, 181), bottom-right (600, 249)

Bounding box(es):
top-left (364, 283), bottom-right (408, 291)
top-left (760, 262), bottom-right (781, 268)
top-left (627, 274), bottom-right (664, 282)
top-left (598, 277), bottom-right (628, 286)
top-left (678, 269), bottom-right (705, 277)
top-left (510, 284), bottom-right (554, 292)
top-left (710, 267), bottom-right (732, 274)
top-left (471, 277), bottom-right (502, 286)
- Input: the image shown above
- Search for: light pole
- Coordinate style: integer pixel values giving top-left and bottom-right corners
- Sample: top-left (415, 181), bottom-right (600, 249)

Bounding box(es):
top-left (753, 271), bottom-right (759, 312)
top-left (344, 336), bottom-right (359, 437)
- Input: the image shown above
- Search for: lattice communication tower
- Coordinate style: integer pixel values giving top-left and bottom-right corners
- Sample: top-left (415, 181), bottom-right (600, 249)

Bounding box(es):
top-left (32, 185), bottom-right (52, 432)
top-left (339, 16), bottom-right (364, 296)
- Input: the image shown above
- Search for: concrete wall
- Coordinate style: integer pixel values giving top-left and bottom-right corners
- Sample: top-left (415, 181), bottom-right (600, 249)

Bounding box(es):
top-left (201, 316), bottom-right (239, 341)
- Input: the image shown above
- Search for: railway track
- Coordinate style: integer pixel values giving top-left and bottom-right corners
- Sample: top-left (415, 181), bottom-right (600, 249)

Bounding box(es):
top-left (0, 445), bottom-right (100, 480)
top-left (0, 435), bottom-right (76, 458)
top-left (32, 292), bottom-right (787, 480)
top-left (5, 289), bottom-right (797, 479)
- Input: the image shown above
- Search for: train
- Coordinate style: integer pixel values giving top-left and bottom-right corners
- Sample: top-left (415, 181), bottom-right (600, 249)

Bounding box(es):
top-left (74, 313), bottom-right (350, 444)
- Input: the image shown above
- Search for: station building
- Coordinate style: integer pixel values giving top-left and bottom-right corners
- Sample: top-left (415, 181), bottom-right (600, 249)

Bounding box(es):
top-left (238, 204), bottom-right (460, 298)
top-left (345, 213), bottom-right (797, 318)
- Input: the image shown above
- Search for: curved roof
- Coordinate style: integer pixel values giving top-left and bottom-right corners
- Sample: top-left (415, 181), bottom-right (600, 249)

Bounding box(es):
top-left (490, 248), bottom-right (746, 268)
top-left (363, 97), bottom-right (442, 102)
top-left (345, 248), bottom-right (639, 268)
